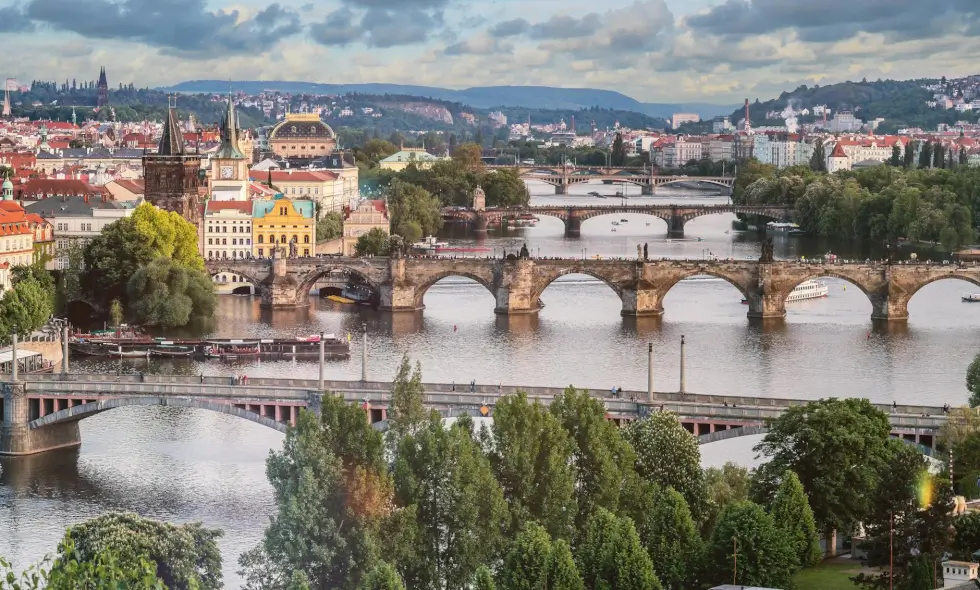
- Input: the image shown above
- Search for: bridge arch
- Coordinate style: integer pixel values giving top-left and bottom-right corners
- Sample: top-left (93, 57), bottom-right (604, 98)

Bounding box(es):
top-left (904, 273), bottom-right (980, 302)
top-left (532, 267), bottom-right (626, 302)
top-left (413, 271), bottom-right (497, 309)
top-left (656, 178), bottom-right (734, 190)
top-left (296, 265), bottom-right (383, 299)
top-left (659, 269), bottom-right (752, 302)
top-left (779, 269), bottom-right (884, 309)
top-left (29, 397), bottom-right (292, 433)
top-left (206, 266), bottom-right (265, 287)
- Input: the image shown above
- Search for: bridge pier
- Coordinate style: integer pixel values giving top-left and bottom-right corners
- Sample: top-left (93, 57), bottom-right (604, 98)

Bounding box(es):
top-left (869, 292), bottom-right (910, 322)
top-left (564, 215), bottom-right (582, 237)
top-left (641, 185), bottom-right (654, 196)
top-left (620, 285), bottom-right (664, 317)
top-left (666, 215), bottom-right (685, 238)
top-left (260, 257), bottom-right (309, 308)
top-left (495, 259), bottom-right (540, 314)
top-left (472, 216), bottom-right (488, 234)
top-left (555, 184), bottom-right (568, 195)
top-left (1, 383), bottom-right (81, 455)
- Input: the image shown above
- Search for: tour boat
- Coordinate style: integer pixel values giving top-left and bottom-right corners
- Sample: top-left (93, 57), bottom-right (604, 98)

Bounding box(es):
top-left (962, 294), bottom-right (980, 302)
top-left (327, 294), bottom-right (355, 304)
top-left (741, 279), bottom-right (829, 304)
top-left (204, 341), bottom-right (261, 359)
top-left (509, 214), bottom-right (539, 227)
top-left (342, 284), bottom-right (374, 304)
top-left (150, 345), bottom-right (195, 358)
top-left (108, 348), bottom-right (150, 359)
top-left (620, 218), bottom-right (628, 223)
top-left (611, 221), bottom-right (620, 226)
top-left (411, 236), bottom-right (450, 254)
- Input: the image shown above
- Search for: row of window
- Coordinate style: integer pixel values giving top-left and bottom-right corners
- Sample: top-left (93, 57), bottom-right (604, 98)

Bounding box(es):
top-left (1, 238), bottom-right (29, 251)
top-left (256, 247), bottom-right (310, 257)
top-left (208, 251), bottom-right (251, 259)
top-left (256, 235), bottom-right (310, 244)
top-left (55, 222), bottom-right (94, 232)
top-left (208, 225), bottom-right (251, 233)
top-left (207, 238), bottom-right (252, 246)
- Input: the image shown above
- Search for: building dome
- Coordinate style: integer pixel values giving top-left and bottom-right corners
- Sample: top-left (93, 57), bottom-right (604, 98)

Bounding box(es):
top-left (268, 112), bottom-right (337, 159)
top-left (2, 177), bottom-right (13, 200)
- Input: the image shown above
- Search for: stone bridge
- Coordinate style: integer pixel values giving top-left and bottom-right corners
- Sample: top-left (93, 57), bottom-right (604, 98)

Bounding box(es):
top-left (0, 373), bottom-right (948, 455)
top-left (443, 204), bottom-right (792, 237)
top-left (204, 256), bottom-right (980, 321)
top-left (485, 165), bottom-right (735, 195)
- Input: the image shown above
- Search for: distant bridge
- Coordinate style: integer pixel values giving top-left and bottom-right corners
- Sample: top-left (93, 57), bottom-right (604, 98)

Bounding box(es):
top-left (0, 373), bottom-right (947, 455)
top-left (485, 164), bottom-right (735, 195)
top-left (443, 203), bottom-right (792, 237)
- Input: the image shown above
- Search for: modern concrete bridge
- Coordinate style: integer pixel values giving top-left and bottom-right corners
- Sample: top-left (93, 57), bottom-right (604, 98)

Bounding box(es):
top-left (443, 203), bottom-right (791, 237)
top-left (0, 373), bottom-right (948, 455)
top-left (485, 164), bottom-right (735, 195)
top-left (205, 255), bottom-right (980, 321)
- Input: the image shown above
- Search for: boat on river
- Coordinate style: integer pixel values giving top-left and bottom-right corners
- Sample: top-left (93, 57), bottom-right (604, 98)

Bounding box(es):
top-left (150, 344), bottom-right (195, 358)
top-left (962, 294), bottom-right (980, 302)
top-left (741, 279), bottom-right (829, 304)
top-left (204, 341), bottom-right (260, 359)
top-left (108, 347), bottom-right (150, 359)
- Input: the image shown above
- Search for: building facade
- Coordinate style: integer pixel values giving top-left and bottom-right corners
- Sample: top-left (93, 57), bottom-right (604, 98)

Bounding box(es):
top-left (203, 201), bottom-right (252, 260)
top-left (0, 179), bottom-right (32, 269)
top-left (249, 170), bottom-right (346, 214)
top-left (251, 197), bottom-right (315, 258)
top-left (267, 112), bottom-right (337, 159)
top-left (342, 200), bottom-right (389, 256)
top-left (379, 148), bottom-right (444, 171)
top-left (24, 195), bottom-right (134, 269)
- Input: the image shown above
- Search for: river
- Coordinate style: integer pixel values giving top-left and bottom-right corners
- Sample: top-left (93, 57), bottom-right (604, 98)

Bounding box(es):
top-left (2, 181), bottom-right (977, 585)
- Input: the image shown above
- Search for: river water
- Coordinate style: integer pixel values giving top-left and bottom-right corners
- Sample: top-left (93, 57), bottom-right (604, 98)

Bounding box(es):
top-left (2, 181), bottom-right (977, 584)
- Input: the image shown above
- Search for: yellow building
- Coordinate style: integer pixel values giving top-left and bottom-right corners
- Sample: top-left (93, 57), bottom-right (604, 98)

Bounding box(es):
top-left (342, 199), bottom-right (389, 256)
top-left (252, 196), bottom-right (316, 258)
top-left (268, 112), bottom-right (337, 159)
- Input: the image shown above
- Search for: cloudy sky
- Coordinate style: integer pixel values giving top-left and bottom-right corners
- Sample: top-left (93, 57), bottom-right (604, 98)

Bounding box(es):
top-left (0, 0), bottom-right (978, 103)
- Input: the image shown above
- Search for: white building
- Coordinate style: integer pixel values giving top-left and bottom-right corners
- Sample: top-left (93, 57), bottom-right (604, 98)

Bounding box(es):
top-left (751, 134), bottom-right (814, 168)
top-left (662, 138), bottom-right (703, 167)
top-left (203, 201), bottom-right (253, 261)
top-left (24, 195), bottom-right (135, 270)
top-left (828, 112), bottom-right (863, 133)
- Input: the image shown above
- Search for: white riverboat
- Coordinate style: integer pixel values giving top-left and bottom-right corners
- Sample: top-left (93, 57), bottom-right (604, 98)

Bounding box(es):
top-left (742, 279), bottom-right (829, 304)
top-left (962, 294), bottom-right (980, 302)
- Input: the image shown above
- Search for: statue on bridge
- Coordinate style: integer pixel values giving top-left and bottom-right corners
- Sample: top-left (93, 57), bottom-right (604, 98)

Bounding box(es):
top-left (637, 244), bottom-right (642, 259)
top-left (643, 242), bottom-right (648, 260)
top-left (519, 243), bottom-right (530, 259)
top-left (288, 237), bottom-right (298, 259)
top-left (760, 237), bottom-right (774, 263)
top-left (389, 235), bottom-right (405, 258)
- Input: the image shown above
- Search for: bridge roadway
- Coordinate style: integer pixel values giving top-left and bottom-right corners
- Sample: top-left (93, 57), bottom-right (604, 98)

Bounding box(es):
top-left (205, 255), bottom-right (980, 321)
top-left (484, 165), bottom-right (735, 195)
top-left (0, 373), bottom-right (947, 455)
top-left (443, 203), bottom-right (792, 237)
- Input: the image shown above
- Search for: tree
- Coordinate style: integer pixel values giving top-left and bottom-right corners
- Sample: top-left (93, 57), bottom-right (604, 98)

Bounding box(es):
top-left (452, 142), bottom-right (485, 172)
top-left (941, 406), bottom-right (980, 496)
top-left (83, 202), bottom-right (203, 307)
top-left (481, 169), bottom-right (530, 208)
top-left (545, 539), bottom-right (584, 590)
top-left (575, 508), bottom-right (662, 590)
top-left (473, 566), bottom-right (496, 590)
top-left (61, 512), bottom-right (222, 590)
top-left (753, 398), bottom-right (892, 556)
top-left (355, 227), bottom-right (390, 256)
top-left (393, 415), bottom-right (509, 589)
top-left (0, 277), bottom-right (53, 337)
top-left (386, 179), bottom-right (442, 242)
top-left (355, 139), bottom-right (397, 168)
top-left (2, 540), bottom-right (166, 590)
top-left (934, 143), bottom-right (946, 169)
top-left (500, 523), bottom-right (552, 590)
top-left (127, 258), bottom-right (216, 328)
top-left (919, 141), bottom-right (933, 168)
top-left (770, 471), bottom-right (822, 568)
top-left (810, 140), bottom-right (827, 172)
top-left (966, 351), bottom-right (980, 407)
top-left (903, 140), bottom-right (916, 169)
top-left (961, 146), bottom-right (969, 166)
top-left (611, 133), bottom-right (627, 166)
top-left (109, 299), bottom-right (124, 327)
top-left (316, 212), bottom-right (343, 241)
top-left (623, 412), bottom-right (707, 522)
top-left (632, 485), bottom-right (702, 590)
top-left (952, 511), bottom-right (980, 561)
top-left (707, 501), bottom-right (796, 589)
top-left (358, 562), bottom-right (405, 590)
top-left (386, 355), bottom-right (429, 441)
top-left (240, 395), bottom-right (392, 590)
top-left (549, 387), bottom-right (636, 525)
top-left (484, 391), bottom-right (577, 540)
top-left (704, 462), bottom-right (751, 534)
top-left (889, 144), bottom-right (902, 167)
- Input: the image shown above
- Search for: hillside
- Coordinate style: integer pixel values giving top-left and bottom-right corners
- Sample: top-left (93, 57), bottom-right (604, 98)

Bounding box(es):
top-left (162, 80), bottom-right (736, 119)
top-left (733, 77), bottom-right (974, 132)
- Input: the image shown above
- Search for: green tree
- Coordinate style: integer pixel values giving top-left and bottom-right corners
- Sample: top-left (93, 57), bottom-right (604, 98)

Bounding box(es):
top-left (941, 407), bottom-right (980, 496)
top-left (810, 140), bottom-right (827, 172)
top-left (631, 484), bottom-right (702, 590)
top-left (952, 511), bottom-right (980, 560)
top-left (707, 501), bottom-right (796, 589)
top-left (393, 415), bottom-right (509, 589)
top-left (109, 299), bottom-right (124, 327)
top-left (919, 141), bottom-right (933, 168)
top-left (966, 352), bottom-right (980, 407)
top-left (127, 258), bottom-right (216, 328)
top-left (753, 398), bottom-right (892, 556)
top-left (770, 471), bottom-right (822, 567)
top-left (704, 462), bottom-right (751, 533)
top-left (240, 395), bottom-right (392, 590)
top-left (316, 212), bottom-right (343, 241)
top-left (386, 179), bottom-right (442, 243)
top-left (355, 139), bottom-right (398, 168)
top-left (386, 355), bottom-right (429, 441)
top-left (889, 144), bottom-right (902, 167)
top-left (623, 412), bottom-right (707, 522)
top-left (549, 387), bottom-right (636, 525)
top-left (611, 134), bottom-right (627, 166)
top-left (473, 566), bottom-right (496, 590)
top-left (545, 540), bottom-right (584, 590)
top-left (484, 391), bottom-right (577, 540)
top-left (500, 523), bottom-right (552, 590)
top-left (11, 261), bottom-right (56, 307)
top-left (61, 512), bottom-right (222, 590)
top-left (481, 169), bottom-right (531, 208)
top-left (0, 277), bottom-right (53, 337)
top-left (358, 562), bottom-right (405, 590)
top-left (575, 508), bottom-right (662, 590)
top-left (355, 227), bottom-right (391, 256)
top-left (453, 142), bottom-right (486, 172)
top-left (1, 541), bottom-right (167, 590)
top-left (903, 140), bottom-right (916, 169)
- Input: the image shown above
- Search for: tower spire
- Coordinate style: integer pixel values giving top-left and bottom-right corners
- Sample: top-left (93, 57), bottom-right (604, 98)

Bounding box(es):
top-left (157, 97), bottom-right (185, 156)
top-left (214, 94), bottom-right (245, 160)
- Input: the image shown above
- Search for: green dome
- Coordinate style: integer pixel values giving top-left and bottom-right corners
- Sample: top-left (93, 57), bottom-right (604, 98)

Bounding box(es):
top-left (1, 178), bottom-right (12, 191)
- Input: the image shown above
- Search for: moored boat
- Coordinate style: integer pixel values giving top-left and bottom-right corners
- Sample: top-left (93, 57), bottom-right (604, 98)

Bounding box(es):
top-left (150, 345), bottom-right (195, 358)
top-left (742, 279), bottom-right (829, 304)
top-left (962, 294), bottom-right (980, 302)
top-left (108, 348), bottom-right (150, 359)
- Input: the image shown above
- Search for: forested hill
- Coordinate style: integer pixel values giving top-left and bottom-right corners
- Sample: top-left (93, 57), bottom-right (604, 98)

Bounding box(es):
top-left (736, 77), bottom-right (962, 133)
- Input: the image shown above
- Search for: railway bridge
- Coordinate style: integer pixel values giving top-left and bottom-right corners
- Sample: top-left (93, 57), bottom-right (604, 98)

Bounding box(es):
top-left (485, 165), bottom-right (735, 195)
top-left (443, 204), bottom-right (792, 237)
top-left (204, 256), bottom-right (980, 322)
top-left (0, 373), bottom-right (948, 455)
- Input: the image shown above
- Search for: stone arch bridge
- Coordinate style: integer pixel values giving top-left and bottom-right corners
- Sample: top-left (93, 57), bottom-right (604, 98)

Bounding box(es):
top-left (204, 256), bottom-right (980, 322)
top-left (1, 374), bottom-right (945, 455)
top-left (485, 165), bottom-right (735, 195)
top-left (443, 204), bottom-right (792, 237)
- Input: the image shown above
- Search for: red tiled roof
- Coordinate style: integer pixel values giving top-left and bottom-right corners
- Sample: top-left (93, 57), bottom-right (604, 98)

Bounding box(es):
top-left (830, 142), bottom-right (848, 158)
top-left (110, 179), bottom-right (144, 194)
top-left (248, 170), bottom-right (339, 183)
top-left (206, 201), bottom-right (252, 213)
top-left (20, 178), bottom-right (103, 197)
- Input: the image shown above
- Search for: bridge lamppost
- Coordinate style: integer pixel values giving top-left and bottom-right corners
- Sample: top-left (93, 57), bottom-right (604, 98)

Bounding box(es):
top-left (318, 331), bottom-right (325, 391)
top-left (361, 322), bottom-right (368, 382)
top-left (10, 324), bottom-right (18, 383)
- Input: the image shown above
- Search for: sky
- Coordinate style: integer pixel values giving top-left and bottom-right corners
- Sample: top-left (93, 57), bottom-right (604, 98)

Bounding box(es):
top-left (1, 0), bottom-right (979, 103)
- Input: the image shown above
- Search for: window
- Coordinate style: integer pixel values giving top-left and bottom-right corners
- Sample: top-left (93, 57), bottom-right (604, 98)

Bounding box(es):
top-left (258, 235), bottom-right (263, 244)
top-left (258, 248), bottom-right (264, 256)
top-left (209, 251), bottom-right (214, 259)
top-left (208, 238), bottom-right (213, 245)
top-left (208, 226), bottom-right (213, 232)
top-left (222, 238), bottom-right (227, 245)
top-left (280, 235), bottom-right (286, 243)
top-left (303, 249), bottom-right (309, 256)
top-left (232, 238), bottom-right (237, 245)
top-left (303, 235), bottom-right (309, 244)
top-left (232, 226), bottom-right (237, 233)
top-left (246, 239), bottom-right (251, 245)
top-left (222, 226), bottom-right (227, 233)
top-left (269, 234), bottom-right (275, 244)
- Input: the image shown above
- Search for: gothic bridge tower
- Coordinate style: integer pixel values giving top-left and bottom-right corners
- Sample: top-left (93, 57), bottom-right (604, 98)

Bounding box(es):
top-left (142, 98), bottom-right (203, 227)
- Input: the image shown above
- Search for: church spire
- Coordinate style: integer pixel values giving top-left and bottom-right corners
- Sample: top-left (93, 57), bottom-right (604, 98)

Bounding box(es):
top-left (213, 94), bottom-right (245, 159)
top-left (157, 95), bottom-right (185, 156)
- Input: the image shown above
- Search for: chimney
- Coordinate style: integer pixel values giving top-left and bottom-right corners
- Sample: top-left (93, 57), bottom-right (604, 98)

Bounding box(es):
top-left (744, 99), bottom-right (750, 131)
